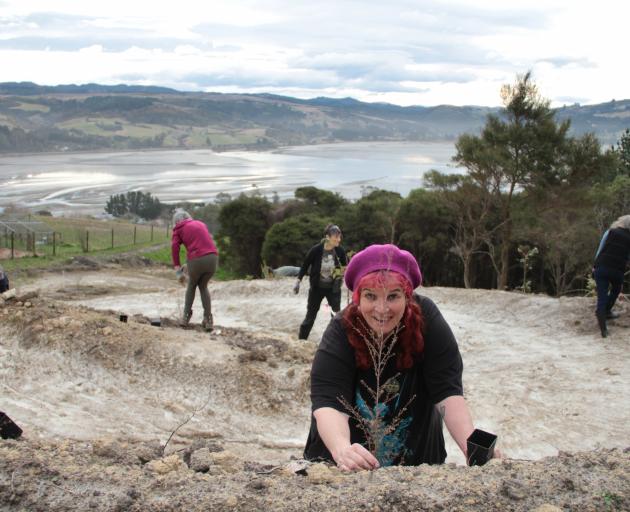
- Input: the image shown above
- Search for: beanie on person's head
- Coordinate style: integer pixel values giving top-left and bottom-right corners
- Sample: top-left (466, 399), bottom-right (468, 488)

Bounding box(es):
top-left (344, 244), bottom-right (422, 291)
top-left (324, 223), bottom-right (342, 238)
top-left (611, 214), bottom-right (630, 231)
top-left (172, 209), bottom-right (191, 226)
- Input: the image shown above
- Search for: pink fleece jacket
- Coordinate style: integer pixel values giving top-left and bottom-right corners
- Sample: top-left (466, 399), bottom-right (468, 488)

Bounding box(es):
top-left (171, 219), bottom-right (218, 267)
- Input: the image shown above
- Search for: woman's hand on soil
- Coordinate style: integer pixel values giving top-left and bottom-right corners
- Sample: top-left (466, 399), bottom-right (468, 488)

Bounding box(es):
top-left (334, 444), bottom-right (379, 472)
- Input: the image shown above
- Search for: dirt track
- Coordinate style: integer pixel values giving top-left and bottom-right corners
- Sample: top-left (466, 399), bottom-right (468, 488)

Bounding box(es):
top-left (1, 257), bottom-right (628, 510)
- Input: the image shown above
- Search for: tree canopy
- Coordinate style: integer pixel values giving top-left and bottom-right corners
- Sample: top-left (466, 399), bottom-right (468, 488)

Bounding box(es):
top-left (105, 191), bottom-right (163, 220)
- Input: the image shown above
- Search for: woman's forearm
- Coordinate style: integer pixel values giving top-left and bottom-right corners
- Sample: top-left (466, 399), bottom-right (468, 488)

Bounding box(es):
top-left (312, 407), bottom-right (379, 471)
top-left (436, 395), bottom-right (475, 456)
top-left (312, 407), bottom-right (352, 461)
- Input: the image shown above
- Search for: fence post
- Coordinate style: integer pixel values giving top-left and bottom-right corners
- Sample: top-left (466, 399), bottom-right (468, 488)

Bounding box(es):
top-left (151, 225), bottom-right (154, 242)
top-left (11, 232), bottom-right (14, 259)
top-left (53, 232), bottom-right (56, 256)
top-left (32, 233), bottom-right (36, 257)
top-left (134, 226), bottom-right (137, 245)
top-left (86, 230), bottom-right (89, 253)
top-left (166, 223), bottom-right (169, 238)
top-left (111, 228), bottom-right (114, 249)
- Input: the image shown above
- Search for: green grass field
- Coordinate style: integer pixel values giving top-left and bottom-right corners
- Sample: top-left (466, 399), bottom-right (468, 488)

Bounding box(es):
top-left (48, 117), bottom-right (266, 148)
top-left (58, 117), bottom-right (166, 138)
top-left (1, 216), bottom-right (170, 270)
top-left (9, 102), bottom-right (50, 113)
top-left (1, 215), bottom-right (237, 280)
top-left (40, 216), bottom-right (170, 249)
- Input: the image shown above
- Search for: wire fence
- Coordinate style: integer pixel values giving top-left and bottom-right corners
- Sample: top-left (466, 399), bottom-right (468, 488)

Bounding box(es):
top-left (0, 217), bottom-right (171, 259)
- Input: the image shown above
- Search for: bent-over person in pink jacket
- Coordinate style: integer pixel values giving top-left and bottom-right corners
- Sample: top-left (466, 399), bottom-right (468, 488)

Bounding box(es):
top-left (171, 209), bottom-right (219, 331)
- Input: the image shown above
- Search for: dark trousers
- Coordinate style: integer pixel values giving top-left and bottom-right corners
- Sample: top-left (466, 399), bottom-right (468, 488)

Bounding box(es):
top-left (593, 265), bottom-right (624, 313)
top-left (185, 253), bottom-right (218, 318)
top-left (299, 285), bottom-right (341, 340)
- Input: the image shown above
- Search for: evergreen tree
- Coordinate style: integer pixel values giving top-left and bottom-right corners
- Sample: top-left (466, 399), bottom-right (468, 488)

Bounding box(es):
top-left (261, 214), bottom-right (328, 268)
top-left (218, 194), bottom-right (272, 276)
top-left (613, 128), bottom-right (630, 176)
top-left (454, 72), bottom-right (569, 289)
top-left (104, 191), bottom-right (163, 219)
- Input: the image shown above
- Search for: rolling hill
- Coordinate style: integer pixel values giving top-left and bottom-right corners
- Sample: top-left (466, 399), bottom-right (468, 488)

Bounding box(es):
top-left (0, 82), bottom-right (628, 153)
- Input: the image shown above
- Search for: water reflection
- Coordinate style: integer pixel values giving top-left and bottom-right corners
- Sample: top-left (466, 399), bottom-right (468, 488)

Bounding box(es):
top-left (0, 142), bottom-right (459, 215)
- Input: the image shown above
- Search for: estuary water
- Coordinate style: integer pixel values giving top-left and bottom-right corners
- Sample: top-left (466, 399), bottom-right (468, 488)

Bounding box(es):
top-left (0, 141), bottom-right (460, 216)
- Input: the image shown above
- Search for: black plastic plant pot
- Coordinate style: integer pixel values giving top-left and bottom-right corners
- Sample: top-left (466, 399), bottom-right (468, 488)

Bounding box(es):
top-left (0, 411), bottom-right (23, 440)
top-left (466, 428), bottom-right (497, 466)
top-left (119, 314), bottom-right (128, 323)
top-left (150, 318), bottom-right (161, 327)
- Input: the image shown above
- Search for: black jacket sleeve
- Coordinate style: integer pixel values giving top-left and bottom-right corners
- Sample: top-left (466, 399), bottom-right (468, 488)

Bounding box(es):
top-left (298, 244), bottom-right (319, 281)
top-left (416, 295), bottom-right (464, 404)
top-left (310, 316), bottom-right (356, 413)
top-left (335, 246), bottom-right (348, 267)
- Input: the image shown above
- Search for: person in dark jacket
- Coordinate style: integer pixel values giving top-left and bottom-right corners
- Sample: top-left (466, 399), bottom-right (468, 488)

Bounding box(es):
top-left (593, 214), bottom-right (630, 337)
top-left (171, 209), bottom-right (219, 331)
top-left (0, 264), bottom-right (9, 293)
top-left (294, 224), bottom-right (348, 340)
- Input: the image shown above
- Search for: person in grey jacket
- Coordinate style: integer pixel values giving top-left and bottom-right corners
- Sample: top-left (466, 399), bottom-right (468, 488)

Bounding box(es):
top-left (294, 224), bottom-right (348, 340)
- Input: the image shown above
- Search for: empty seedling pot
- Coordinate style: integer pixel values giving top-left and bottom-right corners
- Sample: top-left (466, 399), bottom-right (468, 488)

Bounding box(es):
top-left (0, 411), bottom-right (23, 440)
top-left (119, 314), bottom-right (128, 323)
top-left (150, 317), bottom-right (161, 327)
top-left (466, 428), bottom-right (497, 466)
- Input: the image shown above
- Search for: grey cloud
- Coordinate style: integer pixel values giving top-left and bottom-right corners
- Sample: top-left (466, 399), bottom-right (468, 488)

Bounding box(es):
top-left (156, 68), bottom-right (466, 94)
top-left (537, 56), bottom-right (597, 69)
top-left (554, 96), bottom-right (589, 105)
top-left (0, 36), bottom-right (210, 52)
top-left (116, 66), bottom-right (339, 91)
top-left (0, 0), bottom-right (583, 104)
top-left (293, 47), bottom-right (482, 79)
top-left (174, 70), bottom-right (339, 90)
top-left (1, 11), bottom-right (208, 52)
top-left (190, 2), bottom-right (541, 72)
top-left (23, 11), bottom-right (95, 30)
top-left (189, 0), bottom-right (549, 43)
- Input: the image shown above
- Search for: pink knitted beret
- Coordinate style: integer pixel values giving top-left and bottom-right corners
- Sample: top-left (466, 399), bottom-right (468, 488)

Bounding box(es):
top-left (344, 244), bottom-right (422, 291)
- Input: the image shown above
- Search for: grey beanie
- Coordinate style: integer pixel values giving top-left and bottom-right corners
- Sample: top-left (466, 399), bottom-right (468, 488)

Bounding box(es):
top-left (172, 209), bottom-right (191, 226)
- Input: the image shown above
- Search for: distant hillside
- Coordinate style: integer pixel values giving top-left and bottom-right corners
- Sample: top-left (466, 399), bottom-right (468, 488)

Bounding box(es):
top-left (0, 81), bottom-right (627, 153)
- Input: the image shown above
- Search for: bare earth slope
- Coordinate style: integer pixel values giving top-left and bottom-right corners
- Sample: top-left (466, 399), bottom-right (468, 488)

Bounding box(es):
top-left (1, 258), bottom-right (628, 511)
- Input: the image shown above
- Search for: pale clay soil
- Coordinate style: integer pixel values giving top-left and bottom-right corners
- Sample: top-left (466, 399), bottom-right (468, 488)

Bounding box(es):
top-left (0, 255), bottom-right (628, 511)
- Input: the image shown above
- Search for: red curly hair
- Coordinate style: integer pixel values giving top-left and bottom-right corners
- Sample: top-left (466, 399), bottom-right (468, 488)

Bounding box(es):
top-left (342, 270), bottom-right (424, 370)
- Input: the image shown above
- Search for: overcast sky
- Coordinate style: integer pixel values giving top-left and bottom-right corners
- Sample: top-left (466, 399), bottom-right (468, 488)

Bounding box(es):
top-left (1, 0), bottom-right (628, 107)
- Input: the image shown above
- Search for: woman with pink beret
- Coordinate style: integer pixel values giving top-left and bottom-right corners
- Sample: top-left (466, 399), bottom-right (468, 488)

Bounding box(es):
top-left (304, 243), bottom-right (498, 470)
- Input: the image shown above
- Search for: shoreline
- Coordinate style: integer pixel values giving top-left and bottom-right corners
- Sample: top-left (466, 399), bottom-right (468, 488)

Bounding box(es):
top-left (0, 137), bottom-right (456, 160)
